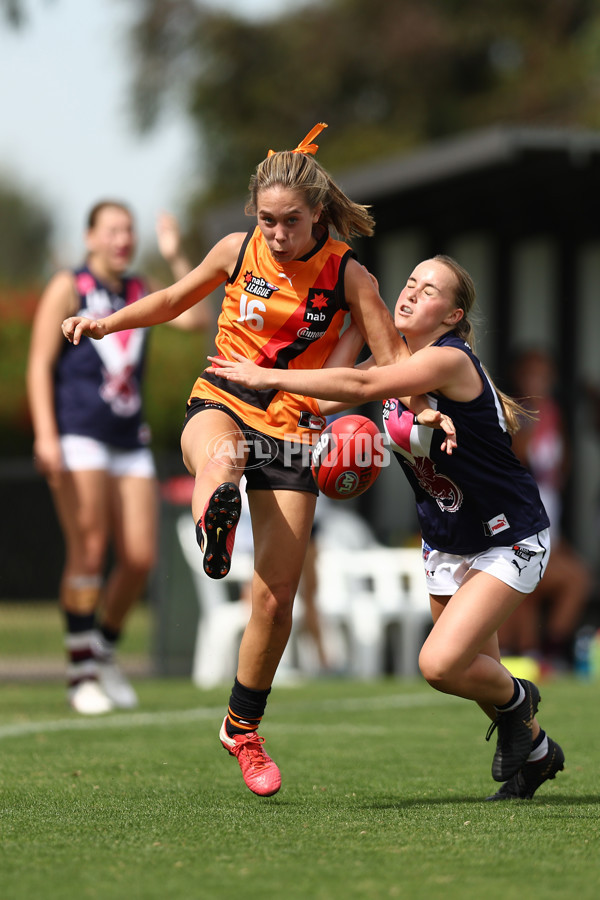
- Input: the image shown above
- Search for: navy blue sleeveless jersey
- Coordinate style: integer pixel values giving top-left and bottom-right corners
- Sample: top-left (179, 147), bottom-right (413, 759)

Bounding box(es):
top-left (54, 266), bottom-right (150, 449)
top-left (382, 331), bottom-right (549, 555)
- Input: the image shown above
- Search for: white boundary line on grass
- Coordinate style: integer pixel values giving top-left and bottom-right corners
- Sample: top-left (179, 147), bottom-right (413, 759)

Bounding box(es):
top-left (0, 692), bottom-right (457, 741)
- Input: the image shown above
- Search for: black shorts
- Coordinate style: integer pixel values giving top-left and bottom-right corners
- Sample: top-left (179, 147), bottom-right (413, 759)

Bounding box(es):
top-left (183, 397), bottom-right (319, 495)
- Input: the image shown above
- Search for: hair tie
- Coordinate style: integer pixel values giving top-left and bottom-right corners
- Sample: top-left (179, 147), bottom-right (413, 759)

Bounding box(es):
top-left (267, 122), bottom-right (327, 157)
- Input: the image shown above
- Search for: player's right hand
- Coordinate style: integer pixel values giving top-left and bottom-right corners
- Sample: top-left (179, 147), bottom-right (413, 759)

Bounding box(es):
top-left (61, 316), bottom-right (107, 344)
top-left (415, 408), bottom-right (457, 455)
top-left (33, 435), bottom-right (64, 480)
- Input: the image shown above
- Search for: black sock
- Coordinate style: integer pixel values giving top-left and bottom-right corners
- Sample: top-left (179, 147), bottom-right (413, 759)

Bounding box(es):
top-left (495, 677), bottom-right (524, 711)
top-left (64, 611), bottom-right (96, 634)
top-left (99, 623), bottom-right (120, 645)
top-left (225, 677), bottom-right (271, 737)
top-left (63, 612), bottom-right (97, 686)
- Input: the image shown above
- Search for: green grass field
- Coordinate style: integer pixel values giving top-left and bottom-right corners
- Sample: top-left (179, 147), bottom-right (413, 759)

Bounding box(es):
top-left (0, 669), bottom-right (598, 900)
top-left (0, 601), bottom-right (151, 662)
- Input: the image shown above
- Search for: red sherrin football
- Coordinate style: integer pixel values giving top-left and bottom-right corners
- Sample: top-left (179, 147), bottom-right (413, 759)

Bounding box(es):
top-left (311, 414), bottom-right (385, 500)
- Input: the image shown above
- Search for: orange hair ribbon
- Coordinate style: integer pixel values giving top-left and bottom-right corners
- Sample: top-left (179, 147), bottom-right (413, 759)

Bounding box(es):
top-left (267, 122), bottom-right (328, 157)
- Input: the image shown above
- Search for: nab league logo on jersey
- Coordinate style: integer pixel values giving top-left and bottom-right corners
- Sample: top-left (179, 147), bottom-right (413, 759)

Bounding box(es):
top-left (242, 271), bottom-right (279, 299)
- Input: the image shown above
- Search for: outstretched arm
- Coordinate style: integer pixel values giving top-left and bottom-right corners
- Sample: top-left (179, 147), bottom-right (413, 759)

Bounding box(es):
top-left (341, 263), bottom-right (442, 423)
top-left (316, 322), bottom-right (369, 415)
top-left (207, 349), bottom-right (459, 452)
top-left (207, 345), bottom-right (463, 404)
top-left (62, 232), bottom-right (243, 344)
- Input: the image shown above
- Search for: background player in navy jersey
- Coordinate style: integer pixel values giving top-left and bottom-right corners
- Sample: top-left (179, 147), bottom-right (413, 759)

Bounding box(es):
top-left (27, 201), bottom-right (211, 715)
top-left (61, 126), bottom-right (450, 798)
top-left (498, 348), bottom-right (591, 672)
top-left (208, 254), bottom-right (565, 801)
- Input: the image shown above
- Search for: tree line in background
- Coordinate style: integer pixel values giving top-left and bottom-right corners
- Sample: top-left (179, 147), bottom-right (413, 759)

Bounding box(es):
top-left (1, 0), bottom-right (600, 455)
top-left (127, 0), bottom-right (600, 212)
top-left (5, 0), bottom-right (600, 266)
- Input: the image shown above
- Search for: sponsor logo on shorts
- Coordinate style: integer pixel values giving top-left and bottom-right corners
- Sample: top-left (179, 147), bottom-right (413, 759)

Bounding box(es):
top-left (512, 544), bottom-right (535, 561)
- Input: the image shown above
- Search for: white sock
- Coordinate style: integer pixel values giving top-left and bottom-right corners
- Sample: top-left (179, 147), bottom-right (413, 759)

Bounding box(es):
top-left (527, 734), bottom-right (549, 763)
top-left (91, 630), bottom-right (115, 662)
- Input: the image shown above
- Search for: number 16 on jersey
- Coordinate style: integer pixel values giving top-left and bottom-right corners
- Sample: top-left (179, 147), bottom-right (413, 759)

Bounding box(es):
top-left (237, 294), bottom-right (266, 331)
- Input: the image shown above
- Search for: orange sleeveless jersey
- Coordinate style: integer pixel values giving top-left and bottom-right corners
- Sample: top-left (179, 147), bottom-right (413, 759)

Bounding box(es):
top-left (189, 226), bottom-right (356, 441)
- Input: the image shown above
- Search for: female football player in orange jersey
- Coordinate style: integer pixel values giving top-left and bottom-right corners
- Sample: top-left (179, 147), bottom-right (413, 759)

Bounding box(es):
top-left (62, 124), bottom-right (420, 795)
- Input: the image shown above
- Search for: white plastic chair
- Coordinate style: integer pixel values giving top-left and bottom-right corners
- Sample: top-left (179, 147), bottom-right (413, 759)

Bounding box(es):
top-left (176, 513), bottom-right (309, 687)
top-left (176, 514), bottom-right (253, 688)
top-left (367, 547), bottom-right (432, 677)
top-left (315, 546), bottom-right (431, 678)
top-left (177, 509), bottom-right (431, 684)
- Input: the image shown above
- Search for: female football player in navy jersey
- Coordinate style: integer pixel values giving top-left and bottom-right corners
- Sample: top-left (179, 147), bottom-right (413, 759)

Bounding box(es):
top-left (208, 254), bottom-right (565, 801)
top-left (28, 202), bottom-right (209, 716)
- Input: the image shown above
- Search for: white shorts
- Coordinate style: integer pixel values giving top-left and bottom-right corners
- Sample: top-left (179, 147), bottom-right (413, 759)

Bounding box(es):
top-left (60, 434), bottom-right (156, 478)
top-left (423, 529), bottom-right (551, 596)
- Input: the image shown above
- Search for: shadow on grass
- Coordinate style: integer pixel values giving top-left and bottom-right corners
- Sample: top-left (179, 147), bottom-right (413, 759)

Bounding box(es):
top-left (355, 793), bottom-right (600, 809)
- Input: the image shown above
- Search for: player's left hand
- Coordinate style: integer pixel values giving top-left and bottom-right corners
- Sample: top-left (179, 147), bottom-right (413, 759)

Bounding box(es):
top-left (62, 316), bottom-right (107, 344)
top-left (206, 353), bottom-right (274, 390)
top-left (414, 408), bottom-right (457, 455)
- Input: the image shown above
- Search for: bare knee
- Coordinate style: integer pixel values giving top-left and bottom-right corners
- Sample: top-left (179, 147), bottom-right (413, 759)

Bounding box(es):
top-left (116, 546), bottom-right (157, 582)
top-left (253, 579), bottom-right (296, 628)
top-left (134, 541), bottom-right (157, 574)
top-left (419, 645), bottom-right (455, 691)
top-left (65, 532), bottom-right (106, 577)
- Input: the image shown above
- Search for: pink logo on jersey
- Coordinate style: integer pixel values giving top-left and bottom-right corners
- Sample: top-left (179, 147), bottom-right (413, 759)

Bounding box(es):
top-left (125, 278), bottom-right (145, 303)
top-left (410, 456), bottom-right (463, 513)
top-left (76, 272), bottom-right (96, 295)
top-left (110, 279), bottom-right (145, 350)
top-left (99, 364), bottom-right (141, 417)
